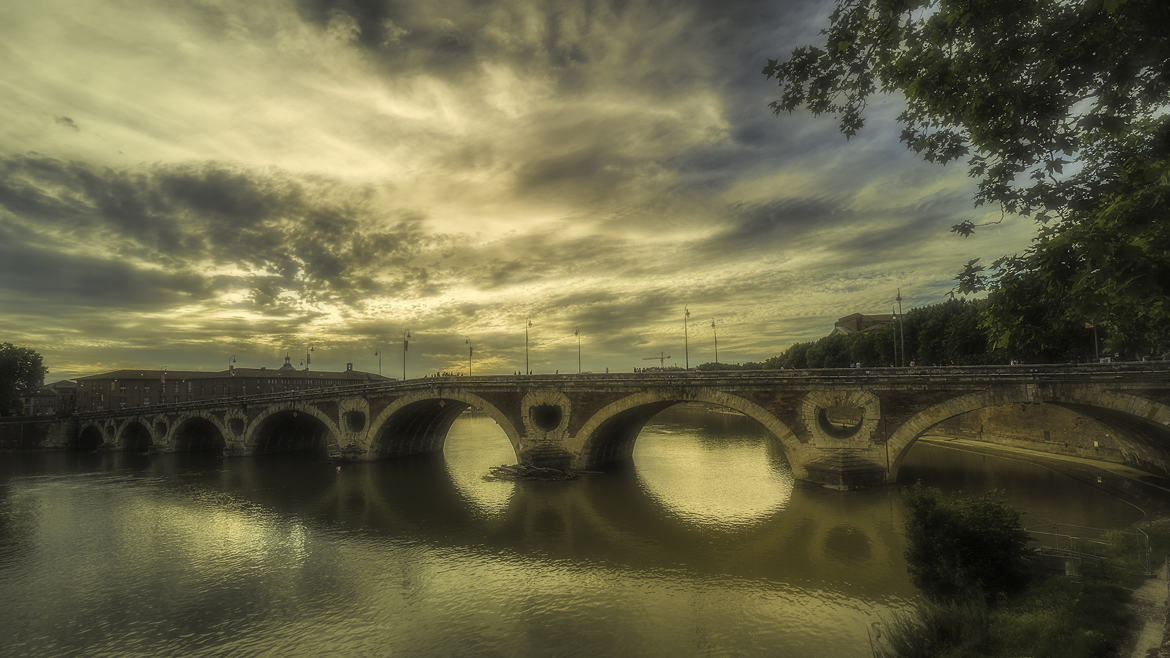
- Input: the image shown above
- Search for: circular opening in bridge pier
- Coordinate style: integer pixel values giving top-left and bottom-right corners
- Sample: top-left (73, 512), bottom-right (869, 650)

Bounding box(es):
top-left (344, 410), bottom-right (366, 433)
top-left (75, 426), bottom-right (104, 452)
top-left (121, 422), bottom-right (153, 454)
top-left (529, 404), bottom-right (562, 432)
top-left (630, 403), bottom-right (794, 529)
top-left (154, 421), bottom-right (167, 437)
top-left (817, 406), bottom-right (864, 439)
top-left (173, 417), bottom-right (226, 455)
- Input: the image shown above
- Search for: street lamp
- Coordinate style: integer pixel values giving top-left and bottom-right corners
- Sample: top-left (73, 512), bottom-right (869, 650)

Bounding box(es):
top-left (375, 350), bottom-right (381, 376)
top-left (710, 320), bottom-right (719, 366)
top-left (891, 305), bottom-right (899, 367)
top-left (896, 288), bottom-right (905, 367)
top-left (465, 338), bottom-right (473, 376)
top-left (402, 329), bottom-right (411, 381)
top-left (525, 319), bottom-right (533, 375)
top-left (683, 306), bottom-right (691, 370)
top-left (574, 327), bottom-right (581, 374)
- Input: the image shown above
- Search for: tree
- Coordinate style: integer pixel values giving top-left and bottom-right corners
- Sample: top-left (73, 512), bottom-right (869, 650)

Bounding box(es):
top-left (0, 343), bottom-right (47, 416)
top-left (765, 0), bottom-right (1170, 358)
top-left (902, 485), bottom-right (1030, 604)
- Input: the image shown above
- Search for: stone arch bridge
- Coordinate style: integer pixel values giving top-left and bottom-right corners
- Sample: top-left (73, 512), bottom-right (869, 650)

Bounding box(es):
top-left (72, 363), bottom-right (1170, 489)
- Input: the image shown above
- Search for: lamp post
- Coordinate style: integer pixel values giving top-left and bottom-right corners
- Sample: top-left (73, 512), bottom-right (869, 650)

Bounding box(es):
top-left (710, 320), bottom-right (718, 366)
top-left (891, 305), bottom-right (899, 367)
top-left (228, 355), bottom-right (236, 371)
top-left (683, 306), bottom-right (691, 370)
top-left (402, 329), bottom-right (411, 381)
top-left (574, 328), bottom-right (581, 374)
top-left (375, 350), bottom-right (381, 376)
top-left (465, 338), bottom-right (473, 376)
top-left (896, 289), bottom-right (905, 367)
top-left (525, 319), bottom-right (533, 375)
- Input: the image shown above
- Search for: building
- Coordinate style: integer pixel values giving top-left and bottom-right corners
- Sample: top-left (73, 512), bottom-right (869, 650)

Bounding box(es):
top-left (20, 380), bottom-right (78, 416)
top-left (75, 356), bottom-right (389, 412)
top-left (832, 313), bottom-right (896, 335)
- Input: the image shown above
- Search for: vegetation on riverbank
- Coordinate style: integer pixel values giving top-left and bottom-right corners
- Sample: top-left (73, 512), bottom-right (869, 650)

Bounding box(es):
top-left (697, 297), bottom-right (1112, 371)
top-left (876, 486), bottom-right (1170, 657)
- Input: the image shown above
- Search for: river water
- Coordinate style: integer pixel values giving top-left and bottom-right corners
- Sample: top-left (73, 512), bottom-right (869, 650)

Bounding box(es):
top-left (0, 405), bottom-right (1143, 656)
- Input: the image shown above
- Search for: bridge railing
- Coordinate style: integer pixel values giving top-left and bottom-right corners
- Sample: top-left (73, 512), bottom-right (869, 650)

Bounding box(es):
top-left (75, 360), bottom-right (1169, 420)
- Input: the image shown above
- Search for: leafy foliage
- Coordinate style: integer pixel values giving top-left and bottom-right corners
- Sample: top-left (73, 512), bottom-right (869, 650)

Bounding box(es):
top-left (902, 485), bottom-right (1030, 605)
top-left (765, 0), bottom-right (1170, 357)
top-left (0, 343), bottom-right (47, 416)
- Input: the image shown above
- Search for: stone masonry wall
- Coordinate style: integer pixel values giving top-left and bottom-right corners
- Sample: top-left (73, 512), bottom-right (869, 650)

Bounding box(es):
top-left (932, 402), bottom-right (1127, 464)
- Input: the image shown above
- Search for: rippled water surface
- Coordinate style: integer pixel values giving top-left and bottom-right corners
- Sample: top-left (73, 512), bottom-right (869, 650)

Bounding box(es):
top-left (0, 405), bottom-right (1142, 656)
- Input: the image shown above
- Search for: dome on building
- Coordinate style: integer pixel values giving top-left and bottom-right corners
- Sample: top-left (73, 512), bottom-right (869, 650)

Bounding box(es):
top-left (278, 354), bottom-right (296, 371)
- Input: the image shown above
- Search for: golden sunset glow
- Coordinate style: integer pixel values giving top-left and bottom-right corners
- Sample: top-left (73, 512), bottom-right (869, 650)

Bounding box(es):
top-left (0, 0), bottom-right (1032, 379)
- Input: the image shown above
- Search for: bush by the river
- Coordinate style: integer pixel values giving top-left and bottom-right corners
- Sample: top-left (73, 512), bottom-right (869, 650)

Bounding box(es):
top-left (876, 486), bottom-right (1165, 657)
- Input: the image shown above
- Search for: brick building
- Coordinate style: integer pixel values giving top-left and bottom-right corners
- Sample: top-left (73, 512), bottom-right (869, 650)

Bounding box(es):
top-left (75, 356), bottom-right (388, 411)
top-left (20, 380), bottom-right (78, 416)
top-left (832, 313), bottom-right (896, 335)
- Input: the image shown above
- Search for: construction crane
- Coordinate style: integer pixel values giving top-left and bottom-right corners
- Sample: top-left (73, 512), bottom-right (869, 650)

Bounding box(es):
top-left (642, 352), bottom-right (671, 368)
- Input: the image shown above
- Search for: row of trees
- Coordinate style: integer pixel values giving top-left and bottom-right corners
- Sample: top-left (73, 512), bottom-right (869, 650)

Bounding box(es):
top-left (699, 297), bottom-right (1112, 372)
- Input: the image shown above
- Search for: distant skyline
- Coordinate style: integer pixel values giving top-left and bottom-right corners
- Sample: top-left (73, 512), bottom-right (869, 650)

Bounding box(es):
top-left (0, 0), bottom-right (1032, 381)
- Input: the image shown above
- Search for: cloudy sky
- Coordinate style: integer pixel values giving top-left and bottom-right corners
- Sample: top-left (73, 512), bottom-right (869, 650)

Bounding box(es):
top-left (0, 0), bottom-right (1032, 380)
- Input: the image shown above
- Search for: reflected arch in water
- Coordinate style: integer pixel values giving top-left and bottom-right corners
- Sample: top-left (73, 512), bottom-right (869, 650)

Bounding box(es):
top-left (571, 391), bottom-right (803, 471)
top-left (118, 420), bottom-right (153, 454)
top-left (630, 404), bottom-right (796, 530)
top-left (246, 406), bottom-right (340, 458)
top-left (366, 391), bottom-right (521, 460)
top-left (443, 414), bottom-right (518, 516)
top-left (887, 387), bottom-right (1170, 480)
top-left (172, 416), bottom-right (227, 454)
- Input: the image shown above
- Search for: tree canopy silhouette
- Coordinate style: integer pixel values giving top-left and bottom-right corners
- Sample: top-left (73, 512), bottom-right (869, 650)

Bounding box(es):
top-left (765, 0), bottom-right (1170, 358)
top-left (0, 343), bottom-right (46, 416)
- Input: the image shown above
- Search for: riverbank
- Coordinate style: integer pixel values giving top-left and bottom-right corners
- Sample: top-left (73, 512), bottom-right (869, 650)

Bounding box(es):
top-left (917, 435), bottom-right (1170, 656)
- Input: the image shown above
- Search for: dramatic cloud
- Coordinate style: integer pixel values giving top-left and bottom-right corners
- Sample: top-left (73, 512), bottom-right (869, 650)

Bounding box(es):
top-left (0, 0), bottom-right (1034, 380)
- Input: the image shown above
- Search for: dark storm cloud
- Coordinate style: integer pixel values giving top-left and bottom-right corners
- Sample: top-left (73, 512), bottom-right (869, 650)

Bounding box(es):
top-left (712, 195), bottom-right (853, 252)
top-left (0, 224), bottom-right (208, 309)
top-left (53, 116), bottom-right (79, 131)
top-left (0, 156), bottom-right (444, 310)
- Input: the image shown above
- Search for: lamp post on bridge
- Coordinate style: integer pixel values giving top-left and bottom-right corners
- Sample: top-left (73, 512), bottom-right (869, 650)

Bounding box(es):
top-left (684, 305), bottom-right (691, 370)
top-left (896, 288), bottom-right (905, 367)
top-left (465, 338), bottom-right (473, 376)
top-left (710, 320), bottom-right (719, 366)
top-left (402, 329), bottom-right (411, 381)
top-left (574, 327), bottom-right (581, 374)
top-left (375, 350), bottom-right (381, 376)
top-left (525, 319), bottom-right (533, 375)
top-left (891, 305), bottom-right (899, 367)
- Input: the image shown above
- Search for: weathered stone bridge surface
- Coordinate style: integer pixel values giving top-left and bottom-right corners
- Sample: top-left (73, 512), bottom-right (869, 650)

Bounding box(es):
top-left (65, 363), bottom-right (1170, 489)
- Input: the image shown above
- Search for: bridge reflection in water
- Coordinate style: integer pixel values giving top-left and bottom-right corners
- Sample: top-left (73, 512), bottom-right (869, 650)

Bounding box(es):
top-left (0, 404), bottom-right (1146, 656)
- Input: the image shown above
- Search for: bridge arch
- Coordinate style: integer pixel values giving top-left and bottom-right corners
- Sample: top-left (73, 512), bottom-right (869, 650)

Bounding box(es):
top-left (245, 404), bottom-right (342, 458)
top-left (887, 386), bottom-right (1170, 480)
top-left (117, 420), bottom-right (153, 454)
top-left (172, 415), bottom-right (228, 454)
top-left (75, 423), bottom-right (106, 451)
top-left (570, 390), bottom-right (803, 471)
top-left (366, 391), bottom-right (521, 459)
